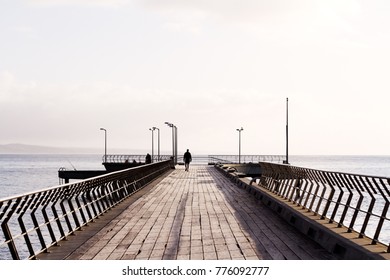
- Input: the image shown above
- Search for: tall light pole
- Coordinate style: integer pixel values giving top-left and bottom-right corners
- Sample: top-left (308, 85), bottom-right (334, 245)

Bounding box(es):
top-left (285, 97), bottom-right (289, 165)
top-left (165, 122), bottom-right (174, 162)
top-left (153, 127), bottom-right (160, 161)
top-left (174, 125), bottom-right (178, 165)
top-left (149, 128), bottom-right (155, 162)
top-left (236, 127), bottom-right (243, 164)
top-left (165, 122), bottom-right (177, 165)
top-left (100, 128), bottom-right (107, 163)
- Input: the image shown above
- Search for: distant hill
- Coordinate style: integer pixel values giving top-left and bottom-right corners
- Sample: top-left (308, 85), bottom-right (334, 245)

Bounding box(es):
top-left (0, 143), bottom-right (158, 155)
top-left (0, 143), bottom-right (102, 154)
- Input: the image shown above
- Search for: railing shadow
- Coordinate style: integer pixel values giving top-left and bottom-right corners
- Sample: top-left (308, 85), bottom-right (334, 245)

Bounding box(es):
top-left (206, 166), bottom-right (335, 260)
top-left (213, 161), bottom-right (390, 258)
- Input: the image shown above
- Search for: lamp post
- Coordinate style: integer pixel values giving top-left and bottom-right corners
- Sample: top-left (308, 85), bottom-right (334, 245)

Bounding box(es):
top-left (149, 128), bottom-right (155, 162)
top-left (285, 97), bottom-right (289, 165)
top-left (165, 122), bottom-right (177, 165)
top-left (236, 127), bottom-right (243, 164)
top-left (152, 127), bottom-right (160, 161)
top-left (174, 125), bottom-right (178, 164)
top-left (100, 128), bottom-right (107, 163)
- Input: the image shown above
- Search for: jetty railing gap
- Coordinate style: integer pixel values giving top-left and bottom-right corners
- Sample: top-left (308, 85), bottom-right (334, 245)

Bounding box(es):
top-left (257, 162), bottom-right (390, 251)
top-left (0, 160), bottom-right (173, 260)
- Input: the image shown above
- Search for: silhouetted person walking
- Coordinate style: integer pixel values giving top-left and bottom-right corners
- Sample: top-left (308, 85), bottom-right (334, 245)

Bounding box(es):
top-left (183, 149), bottom-right (192, 171)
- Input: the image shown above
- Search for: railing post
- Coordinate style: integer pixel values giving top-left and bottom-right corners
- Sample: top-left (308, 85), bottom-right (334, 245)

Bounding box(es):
top-left (320, 172), bottom-right (336, 220)
top-left (1, 199), bottom-right (22, 260)
top-left (359, 177), bottom-right (376, 238)
top-left (372, 179), bottom-right (390, 245)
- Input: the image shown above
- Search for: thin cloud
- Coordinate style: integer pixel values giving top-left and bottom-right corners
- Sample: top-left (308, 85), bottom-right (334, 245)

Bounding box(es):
top-left (26, 0), bottom-right (129, 8)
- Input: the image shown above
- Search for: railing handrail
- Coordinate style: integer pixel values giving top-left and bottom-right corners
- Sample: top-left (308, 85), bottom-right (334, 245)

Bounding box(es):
top-left (0, 160), bottom-right (174, 260)
top-left (257, 161), bottom-right (390, 252)
top-left (209, 155), bottom-right (285, 164)
top-left (101, 154), bottom-right (285, 165)
top-left (102, 154), bottom-right (172, 163)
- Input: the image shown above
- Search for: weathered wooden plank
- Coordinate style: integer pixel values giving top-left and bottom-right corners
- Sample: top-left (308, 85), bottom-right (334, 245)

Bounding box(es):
top-left (38, 166), bottom-right (336, 260)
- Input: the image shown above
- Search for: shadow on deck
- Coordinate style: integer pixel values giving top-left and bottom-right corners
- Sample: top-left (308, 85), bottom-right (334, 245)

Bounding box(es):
top-left (38, 166), bottom-right (386, 260)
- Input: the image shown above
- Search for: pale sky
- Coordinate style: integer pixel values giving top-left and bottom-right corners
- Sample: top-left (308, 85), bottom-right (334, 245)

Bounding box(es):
top-left (1, 0), bottom-right (390, 155)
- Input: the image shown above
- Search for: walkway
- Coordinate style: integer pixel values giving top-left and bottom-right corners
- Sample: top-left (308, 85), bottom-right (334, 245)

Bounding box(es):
top-left (38, 166), bottom-right (335, 260)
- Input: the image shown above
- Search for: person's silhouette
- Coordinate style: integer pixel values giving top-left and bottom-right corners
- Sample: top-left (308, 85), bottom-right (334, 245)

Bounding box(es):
top-left (145, 153), bottom-right (151, 164)
top-left (183, 149), bottom-right (192, 171)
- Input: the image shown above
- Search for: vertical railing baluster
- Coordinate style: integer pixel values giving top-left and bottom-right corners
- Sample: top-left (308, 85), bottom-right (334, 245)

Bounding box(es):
top-left (67, 196), bottom-right (81, 230)
top-left (312, 171), bottom-right (324, 215)
top-left (337, 173), bottom-right (353, 227)
top-left (345, 175), bottom-right (364, 233)
top-left (41, 190), bottom-right (57, 246)
top-left (302, 180), bottom-right (314, 209)
top-left (320, 172), bottom-right (336, 220)
top-left (1, 199), bottom-right (22, 260)
top-left (18, 196), bottom-right (35, 259)
top-left (60, 200), bottom-right (73, 235)
top-left (359, 177), bottom-right (376, 238)
top-left (372, 178), bottom-right (390, 244)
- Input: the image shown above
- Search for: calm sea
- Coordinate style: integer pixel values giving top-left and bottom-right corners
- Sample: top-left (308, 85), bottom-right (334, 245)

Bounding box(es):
top-left (1, 154), bottom-right (390, 259)
top-left (0, 154), bottom-right (104, 199)
top-left (1, 154), bottom-right (390, 199)
top-left (290, 155), bottom-right (390, 177)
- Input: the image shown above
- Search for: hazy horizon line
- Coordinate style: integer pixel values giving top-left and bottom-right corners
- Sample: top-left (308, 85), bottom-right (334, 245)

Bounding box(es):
top-left (0, 143), bottom-right (389, 157)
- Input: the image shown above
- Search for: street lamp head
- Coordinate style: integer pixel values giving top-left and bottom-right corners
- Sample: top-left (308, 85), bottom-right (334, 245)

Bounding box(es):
top-left (100, 128), bottom-right (106, 131)
top-left (165, 122), bottom-right (173, 127)
top-left (236, 127), bottom-right (243, 132)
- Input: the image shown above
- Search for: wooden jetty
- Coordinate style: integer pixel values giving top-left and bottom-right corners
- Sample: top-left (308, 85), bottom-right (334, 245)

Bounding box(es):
top-left (39, 165), bottom-right (336, 260)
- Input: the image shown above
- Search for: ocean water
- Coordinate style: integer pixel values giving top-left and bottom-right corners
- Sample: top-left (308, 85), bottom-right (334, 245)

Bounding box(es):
top-left (0, 154), bottom-right (104, 199)
top-left (290, 155), bottom-right (390, 178)
top-left (1, 154), bottom-right (390, 259)
top-left (1, 154), bottom-right (390, 199)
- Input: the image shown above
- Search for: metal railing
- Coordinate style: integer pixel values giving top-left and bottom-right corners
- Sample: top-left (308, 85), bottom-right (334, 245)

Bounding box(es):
top-left (102, 154), bottom-right (172, 163)
top-left (0, 160), bottom-right (173, 260)
top-left (257, 162), bottom-right (390, 251)
top-left (102, 154), bottom-right (285, 165)
top-left (209, 155), bottom-right (285, 165)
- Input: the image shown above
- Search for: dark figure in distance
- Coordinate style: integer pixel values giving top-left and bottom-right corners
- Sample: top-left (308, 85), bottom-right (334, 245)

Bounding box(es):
top-left (183, 149), bottom-right (192, 171)
top-left (145, 153), bottom-right (151, 164)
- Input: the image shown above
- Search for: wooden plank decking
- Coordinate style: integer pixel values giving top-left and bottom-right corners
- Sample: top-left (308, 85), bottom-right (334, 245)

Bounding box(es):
top-left (38, 165), bottom-right (335, 260)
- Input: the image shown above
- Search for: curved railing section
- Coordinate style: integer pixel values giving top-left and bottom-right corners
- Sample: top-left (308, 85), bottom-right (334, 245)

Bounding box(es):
top-left (258, 162), bottom-right (390, 252)
top-left (0, 160), bottom-right (173, 260)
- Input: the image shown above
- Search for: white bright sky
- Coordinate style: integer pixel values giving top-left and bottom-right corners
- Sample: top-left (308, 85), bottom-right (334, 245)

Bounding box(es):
top-left (1, 0), bottom-right (389, 155)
